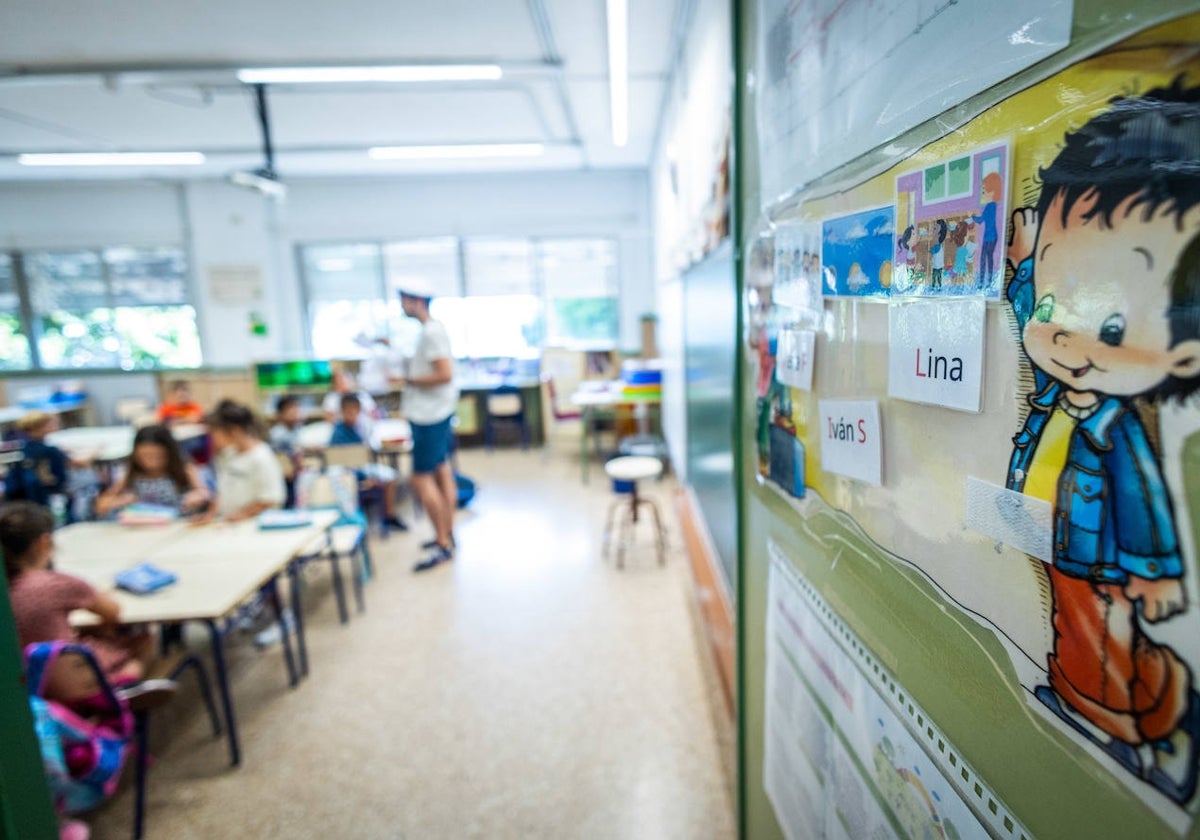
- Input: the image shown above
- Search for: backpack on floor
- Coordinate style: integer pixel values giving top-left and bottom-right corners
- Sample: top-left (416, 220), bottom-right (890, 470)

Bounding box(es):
top-left (25, 642), bottom-right (135, 815)
top-left (455, 473), bottom-right (476, 509)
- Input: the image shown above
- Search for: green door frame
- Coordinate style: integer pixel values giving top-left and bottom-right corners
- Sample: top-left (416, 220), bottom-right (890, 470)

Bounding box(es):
top-left (0, 571), bottom-right (59, 840)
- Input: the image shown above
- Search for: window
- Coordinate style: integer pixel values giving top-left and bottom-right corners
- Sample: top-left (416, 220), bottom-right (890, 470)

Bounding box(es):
top-left (301, 243), bottom-right (389, 360)
top-left (301, 235), bottom-right (619, 360)
top-left (538, 239), bottom-right (619, 348)
top-left (923, 154), bottom-right (972, 203)
top-left (25, 247), bottom-right (201, 370)
top-left (0, 255), bottom-right (32, 370)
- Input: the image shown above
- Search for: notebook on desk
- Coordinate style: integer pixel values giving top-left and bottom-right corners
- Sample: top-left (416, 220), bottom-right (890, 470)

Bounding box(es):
top-left (115, 563), bottom-right (177, 595)
top-left (258, 510), bottom-right (314, 530)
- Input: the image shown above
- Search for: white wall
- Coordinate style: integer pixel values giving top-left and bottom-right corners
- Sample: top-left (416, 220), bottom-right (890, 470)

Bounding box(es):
top-left (650, 0), bottom-right (734, 479)
top-left (0, 168), bottom-right (655, 365)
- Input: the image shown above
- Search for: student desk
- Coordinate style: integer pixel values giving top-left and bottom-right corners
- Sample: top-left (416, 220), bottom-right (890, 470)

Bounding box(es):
top-left (570, 383), bottom-right (662, 483)
top-left (56, 511), bottom-right (337, 767)
top-left (48, 424), bottom-right (208, 464)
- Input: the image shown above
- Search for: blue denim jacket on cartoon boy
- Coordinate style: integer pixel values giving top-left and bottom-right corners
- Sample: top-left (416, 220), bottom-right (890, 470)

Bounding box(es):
top-left (1005, 257), bottom-right (1182, 585)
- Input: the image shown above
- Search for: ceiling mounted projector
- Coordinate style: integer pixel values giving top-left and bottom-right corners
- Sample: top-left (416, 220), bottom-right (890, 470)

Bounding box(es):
top-left (228, 169), bottom-right (287, 199)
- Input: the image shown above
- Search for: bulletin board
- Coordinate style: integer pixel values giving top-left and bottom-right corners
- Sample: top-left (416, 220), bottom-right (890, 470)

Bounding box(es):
top-left (736, 3), bottom-right (1200, 839)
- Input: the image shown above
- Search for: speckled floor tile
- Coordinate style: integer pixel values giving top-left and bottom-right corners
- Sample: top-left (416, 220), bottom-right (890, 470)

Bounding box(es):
top-left (86, 448), bottom-right (735, 840)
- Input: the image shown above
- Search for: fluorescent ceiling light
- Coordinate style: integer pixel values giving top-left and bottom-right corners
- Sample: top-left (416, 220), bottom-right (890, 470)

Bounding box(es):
top-left (237, 65), bottom-right (503, 84)
top-left (18, 152), bottom-right (205, 167)
top-left (606, 0), bottom-right (629, 147)
top-left (368, 143), bottom-right (545, 160)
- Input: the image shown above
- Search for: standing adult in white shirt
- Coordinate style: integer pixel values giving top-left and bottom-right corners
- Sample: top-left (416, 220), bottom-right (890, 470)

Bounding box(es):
top-left (397, 280), bottom-right (459, 572)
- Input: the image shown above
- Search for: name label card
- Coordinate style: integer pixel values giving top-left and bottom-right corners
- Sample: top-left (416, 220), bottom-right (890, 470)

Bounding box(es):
top-left (818, 399), bottom-right (882, 485)
top-left (776, 328), bottom-right (816, 391)
top-left (888, 298), bottom-right (985, 413)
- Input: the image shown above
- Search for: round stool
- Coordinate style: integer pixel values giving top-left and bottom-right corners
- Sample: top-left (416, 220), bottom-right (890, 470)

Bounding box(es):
top-left (602, 456), bottom-right (666, 568)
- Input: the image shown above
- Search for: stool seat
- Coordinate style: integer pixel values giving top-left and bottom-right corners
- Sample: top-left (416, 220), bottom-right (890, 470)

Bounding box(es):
top-left (604, 455), bottom-right (663, 483)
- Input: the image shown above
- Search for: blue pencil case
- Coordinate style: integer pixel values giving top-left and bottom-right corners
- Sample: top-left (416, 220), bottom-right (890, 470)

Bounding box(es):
top-left (115, 563), bottom-right (177, 595)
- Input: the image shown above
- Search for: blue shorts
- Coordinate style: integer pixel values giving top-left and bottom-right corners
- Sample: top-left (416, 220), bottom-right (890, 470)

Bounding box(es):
top-left (411, 417), bottom-right (453, 474)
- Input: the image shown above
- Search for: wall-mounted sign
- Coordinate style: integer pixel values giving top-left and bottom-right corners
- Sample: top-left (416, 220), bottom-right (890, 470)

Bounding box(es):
top-left (817, 399), bottom-right (882, 485)
top-left (887, 298), bottom-right (985, 412)
top-left (776, 328), bottom-right (815, 391)
top-left (208, 263), bottom-right (264, 305)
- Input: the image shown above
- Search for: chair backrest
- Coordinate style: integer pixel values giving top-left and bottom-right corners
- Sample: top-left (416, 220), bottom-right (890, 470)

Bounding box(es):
top-left (114, 398), bottom-right (151, 425)
top-left (486, 390), bottom-right (523, 418)
top-left (295, 466), bottom-right (361, 520)
top-left (323, 444), bottom-right (372, 469)
top-left (275, 451), bottom-right (297, 480)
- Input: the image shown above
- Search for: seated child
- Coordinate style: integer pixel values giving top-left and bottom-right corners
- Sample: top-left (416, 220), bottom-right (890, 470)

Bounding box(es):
top-left (322, 370), bottom-right (377, 423)
top-left (201, 401), bottom-right (285, 523)
top-left (155, 381), bottom-right (204, 427)
top-left (269, 395), bottom-right (306, 508)
top-left (94, 425), bottom-right (211, 518)
top-left (1, 501), bottom-right (153, 698)
top-left (330, 394), bottom-right (407, 530)
top-left (4, 412), bottom-right (68, 506)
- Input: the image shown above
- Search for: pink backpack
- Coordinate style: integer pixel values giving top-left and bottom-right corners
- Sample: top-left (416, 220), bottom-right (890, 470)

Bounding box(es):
top-left (25, 642), bottom-right (134, 815)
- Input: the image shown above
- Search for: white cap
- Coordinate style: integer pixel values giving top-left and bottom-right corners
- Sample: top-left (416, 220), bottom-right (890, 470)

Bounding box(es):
top-left (395, 277), bottom-right (438, 300)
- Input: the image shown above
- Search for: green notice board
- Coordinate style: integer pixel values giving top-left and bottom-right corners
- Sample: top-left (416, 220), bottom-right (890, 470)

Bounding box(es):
top-left (735, 2), bottom-right (1200, 838)
top-left (684, 243), bottom-right (738, 590)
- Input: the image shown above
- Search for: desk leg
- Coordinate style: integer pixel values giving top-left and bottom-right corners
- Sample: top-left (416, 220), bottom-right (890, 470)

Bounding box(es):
top-left (288, 563), bottom-right (309, 678)
top-left (204, 620), bottom-right (240, 767)
top-left (267, 577), bottom-right (299, 688)
top-left (581, 406), bottom-right (591, 485)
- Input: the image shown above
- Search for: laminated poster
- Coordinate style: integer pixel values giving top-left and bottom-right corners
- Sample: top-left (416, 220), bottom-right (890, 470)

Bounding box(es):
top-left (893, 142), bottom-right (1011, 299)
top-left (765, 545), bottom-right (1006, 840)
top-left (751, 17), bottom-right (1200, 831)
top-left (755, 0), bottom-right (1071, 206)
top-left (774, 222), bottom-right (824, 313)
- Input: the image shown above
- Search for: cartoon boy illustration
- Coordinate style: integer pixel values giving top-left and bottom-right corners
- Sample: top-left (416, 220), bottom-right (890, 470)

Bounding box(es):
top-left (1005, 78), bottom-right (1200, 804)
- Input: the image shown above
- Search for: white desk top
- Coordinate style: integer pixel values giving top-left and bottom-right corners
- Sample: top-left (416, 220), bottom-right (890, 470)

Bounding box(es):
top-left (57, 510), bottom-right (337, 626)
top-left (296, 418), bottom-right (412, 452)
top-left (48, 424), bottom-right (207, 463)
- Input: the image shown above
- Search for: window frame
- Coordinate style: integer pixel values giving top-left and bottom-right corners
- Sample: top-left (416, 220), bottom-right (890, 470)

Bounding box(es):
top-left (298, 235), bottom-right (622, 358)
top-left (0, 244), bottom-right (202, 373)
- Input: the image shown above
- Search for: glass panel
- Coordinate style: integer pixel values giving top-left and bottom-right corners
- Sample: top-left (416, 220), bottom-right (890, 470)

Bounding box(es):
top-left (463, 239), bottom-right (536, 296)
top-left (104, 246), bottom-right (189, 306)
top-left (432, 295), bottom-right (542, 359)
top-left (36, 308), bottom-right (122, 368)
top-left (546, 297), bottom-right (619, 348)
top-left (111, 305), bottom-right (202, 368)
top-left (27, 251), bottom-right (107, 311)
top-left (308, 299), bottom-right (393, 359)
top-left (0, 255), bottom-right (31, 370)
top-left (384, 238), bottom-right (461, 299)
top-left (302, 244), bottom-right (383, 302)
top-left (539, 239), bottom-right (618, 298)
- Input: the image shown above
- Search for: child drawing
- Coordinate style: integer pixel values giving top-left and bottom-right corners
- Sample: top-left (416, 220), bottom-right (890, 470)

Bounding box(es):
top-left (972, 172), bottom-right (1002, 290)
top-left (897, 225), bottom-right (916, 268)
top-left (1005, 78), bottom-right (1200, 804)
top-left (930, 219), bottom-right (948, 289)
top-left (950, 221), bottom-right (975, 281)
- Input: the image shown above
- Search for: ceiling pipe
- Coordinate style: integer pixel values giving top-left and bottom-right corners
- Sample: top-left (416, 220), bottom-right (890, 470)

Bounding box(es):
top-left (525, 0), bottom-right (585, 155)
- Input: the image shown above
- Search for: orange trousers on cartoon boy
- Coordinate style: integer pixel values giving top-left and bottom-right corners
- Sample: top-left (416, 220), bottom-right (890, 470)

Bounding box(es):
top-left (1048, 567), bottom-right (1191, 745)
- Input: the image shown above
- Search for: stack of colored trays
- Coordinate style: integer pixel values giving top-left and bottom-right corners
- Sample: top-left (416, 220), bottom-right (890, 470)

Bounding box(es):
top-left (621, 366), bottom-right (662, 401)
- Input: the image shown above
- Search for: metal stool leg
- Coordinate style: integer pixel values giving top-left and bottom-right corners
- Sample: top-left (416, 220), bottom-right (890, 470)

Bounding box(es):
top-left (133, 711), bottom-right (149, 840)
top-left (352, 543), bottom-right (366, 614)
top-left (602, 497), bottom-right (623, 559)
top-left (646, 498), bottom-right (667, 566)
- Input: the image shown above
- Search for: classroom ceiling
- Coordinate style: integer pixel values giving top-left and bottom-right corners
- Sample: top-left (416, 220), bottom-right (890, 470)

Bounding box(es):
top-left (0, 0), bottom-right (681, 182)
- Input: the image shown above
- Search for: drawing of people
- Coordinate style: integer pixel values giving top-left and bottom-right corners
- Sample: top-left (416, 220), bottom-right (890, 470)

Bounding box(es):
top-left (972, 172), bottom-right (1002, 289)
top-left (1004, 78), bottom-right (1200, 804)
top-left (897, 225), bottom-right (916, 268)
top-left (930, 219), bottom-right (948, 289)
top-left (951, 221), bottom-right (975, 280)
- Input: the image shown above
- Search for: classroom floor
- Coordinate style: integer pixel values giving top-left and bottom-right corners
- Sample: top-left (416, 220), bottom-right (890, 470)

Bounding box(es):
top-left (87, 444), bottom-right (736, 839)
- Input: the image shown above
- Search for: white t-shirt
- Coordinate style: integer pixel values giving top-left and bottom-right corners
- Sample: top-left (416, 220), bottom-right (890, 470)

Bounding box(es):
top-left (322, 390), bottom-right (377, 419)
top-left (404, 320), bottom-right (459, 425)
top-left (215, 441), bottom-right (285, 517)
